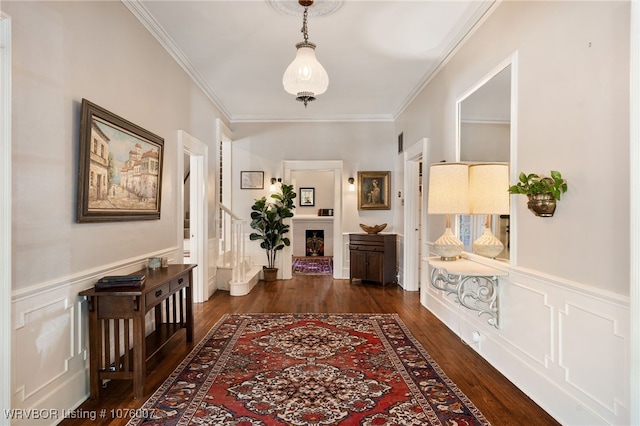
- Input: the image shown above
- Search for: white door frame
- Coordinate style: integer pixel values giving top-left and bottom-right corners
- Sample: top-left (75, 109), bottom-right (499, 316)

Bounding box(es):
top-left (403, 138), bottom-right (428, 292)
top-left (178, 131), bottom-right (208, 303)
top-left (630, 1), bottom-right (639, 423)
top-left (0, 10), bottom-right (12, 419)
top-left (283, 161), bottom-right (343, 280)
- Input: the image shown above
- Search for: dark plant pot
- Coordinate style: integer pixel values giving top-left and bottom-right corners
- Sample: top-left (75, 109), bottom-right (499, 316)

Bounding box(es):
top-left (263, 267), bottom-right (278, 282)
top-left (527, 193), bottom-right (557, 217)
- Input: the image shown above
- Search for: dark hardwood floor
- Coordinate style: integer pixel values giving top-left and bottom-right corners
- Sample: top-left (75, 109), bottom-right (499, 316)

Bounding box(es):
top-left (61, 276), bottom-right (560, 425)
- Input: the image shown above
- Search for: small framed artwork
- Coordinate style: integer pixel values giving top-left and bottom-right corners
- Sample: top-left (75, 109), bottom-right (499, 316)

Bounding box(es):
top-left (77, 99), bottom-right (164, 223)
top-left (240, 171), bottom-right (264, 189)
top-left (299, 187), bottom-right (315, 206)
top-left (358, 171), bottom-right (391, 210)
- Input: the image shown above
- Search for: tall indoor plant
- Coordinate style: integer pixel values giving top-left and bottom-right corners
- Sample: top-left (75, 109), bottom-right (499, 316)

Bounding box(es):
top-left (249, 183), bottom-right (296, 281)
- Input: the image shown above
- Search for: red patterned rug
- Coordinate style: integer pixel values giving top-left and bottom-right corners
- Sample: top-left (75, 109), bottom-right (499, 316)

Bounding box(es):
top-left (128, 313), bottom-right (490, 426)
top-left (292, 256), bottom-right (333, 275)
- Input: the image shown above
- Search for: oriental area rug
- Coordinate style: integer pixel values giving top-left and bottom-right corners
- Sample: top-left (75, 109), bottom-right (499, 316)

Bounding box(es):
top-left (128, 313), bottom-right (491, 426)
top-left (292, 256), bottom-right (333, 275)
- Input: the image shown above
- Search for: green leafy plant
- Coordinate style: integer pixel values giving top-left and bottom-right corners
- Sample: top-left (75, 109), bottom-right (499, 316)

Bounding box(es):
top-left (249, 183), bottom-right (296, 269)
top-left (508, 170), bottom-right (568, 200)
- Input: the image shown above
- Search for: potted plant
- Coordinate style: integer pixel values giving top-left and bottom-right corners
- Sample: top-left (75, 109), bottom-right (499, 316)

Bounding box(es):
top-left (249, 183), bottom-right (296, 281)
top-left (508, 170), bottom-right (568, 217)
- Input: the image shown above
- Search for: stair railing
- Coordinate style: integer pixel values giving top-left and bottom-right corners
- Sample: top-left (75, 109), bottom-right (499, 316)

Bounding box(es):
top-left (219, 203), bottom-right (249, 283)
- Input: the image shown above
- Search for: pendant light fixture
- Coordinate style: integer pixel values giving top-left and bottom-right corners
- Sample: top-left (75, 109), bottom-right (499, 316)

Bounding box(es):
top-left (282, 0), bottom-right (329, 107)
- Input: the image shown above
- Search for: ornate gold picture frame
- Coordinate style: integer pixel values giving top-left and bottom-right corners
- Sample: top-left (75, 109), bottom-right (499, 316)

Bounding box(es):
top-left (357, 171), bottom-right (391, 210)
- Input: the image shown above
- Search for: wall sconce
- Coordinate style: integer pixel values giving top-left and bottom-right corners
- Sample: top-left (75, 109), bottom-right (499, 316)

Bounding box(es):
top-left (348, 177), bottom-right (355, 192)
top-left (270, 177), bottom-right (282, 192)
top-left (427, 163), bottom-right (469, 260)
top-left (469, 163), bottom-right (509, 258)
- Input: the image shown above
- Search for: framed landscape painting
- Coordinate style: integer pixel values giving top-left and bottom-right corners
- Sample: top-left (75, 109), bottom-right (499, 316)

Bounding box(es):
top-left (76, 99), bottom-right (164, 222)
top-left (358, 171), bottom-right (391, 210)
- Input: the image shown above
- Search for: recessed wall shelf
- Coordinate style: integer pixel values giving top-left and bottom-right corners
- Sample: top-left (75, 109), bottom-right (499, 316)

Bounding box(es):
top-left (427, 257), bottom-right (508, 329)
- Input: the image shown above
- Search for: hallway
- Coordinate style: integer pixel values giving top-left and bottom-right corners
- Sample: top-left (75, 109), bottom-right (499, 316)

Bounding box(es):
top-left (62, 277), bottom-right (559, 426)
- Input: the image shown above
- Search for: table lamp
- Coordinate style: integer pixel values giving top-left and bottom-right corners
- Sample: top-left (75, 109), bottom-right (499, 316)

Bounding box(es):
top-left (427, 163), bottom-right (470, 260)
top-left (469, 162), bottom-right (509, 258)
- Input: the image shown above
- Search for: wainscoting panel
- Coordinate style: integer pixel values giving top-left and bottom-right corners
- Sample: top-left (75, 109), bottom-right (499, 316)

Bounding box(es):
top-left (499, 279), bottom-right (554, 367)
top-left (423, 258), bottom-right (630, 425)
top-left (14, 297), bottom-right (75, 400)
top-left (559, 302), bottom-right (627, 416)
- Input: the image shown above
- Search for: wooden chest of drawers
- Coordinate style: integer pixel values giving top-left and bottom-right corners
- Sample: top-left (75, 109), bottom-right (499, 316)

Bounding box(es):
top-left (349, 233), bottom-right (397, 285)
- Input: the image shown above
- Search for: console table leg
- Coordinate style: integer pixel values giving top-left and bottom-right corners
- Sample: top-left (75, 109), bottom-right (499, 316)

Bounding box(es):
top-left (186, 271), bottom-right (194, 342)
top-left (87, 296), bottom-right (101, 399)
top-left (132, 308), bottom-right (146, 399)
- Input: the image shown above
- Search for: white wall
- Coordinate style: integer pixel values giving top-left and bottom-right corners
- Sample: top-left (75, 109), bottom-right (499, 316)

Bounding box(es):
top-left (396, 1), bottom-right (631, 424)
top-left (292, 170), bottom-right (334, 212)
top-left (5, 1), bottom-right (227, 422)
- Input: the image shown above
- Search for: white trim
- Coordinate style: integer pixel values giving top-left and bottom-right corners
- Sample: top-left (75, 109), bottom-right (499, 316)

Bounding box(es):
top-left (178, 131), bottom-right (208, 303)
top-left (393, 0), bottom-right (499, 119)
top-left (403, 138), bottom-right (428, 292)
top-left (629, 0), bottom-right (639, 423)
top-left (283, 161), bottom-right (343, 280)
top-left (122, 0), bottom-right (232, 122)
top-left (0, 11), bottom-right (11, 423)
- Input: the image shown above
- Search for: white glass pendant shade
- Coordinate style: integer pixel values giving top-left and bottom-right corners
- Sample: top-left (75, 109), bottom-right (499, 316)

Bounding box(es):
top-left (283, 42), bottom-right (329, 100)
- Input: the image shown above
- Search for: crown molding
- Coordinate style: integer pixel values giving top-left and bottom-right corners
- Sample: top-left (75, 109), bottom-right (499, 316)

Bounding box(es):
top-left (393, 0), bottom-right (499, 119)
top-left (122, 0), bottom-right (232, 122)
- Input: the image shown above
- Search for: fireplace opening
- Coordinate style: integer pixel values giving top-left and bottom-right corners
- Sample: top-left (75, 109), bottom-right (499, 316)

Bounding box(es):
top-left (305, 230), bottom-right (324, 256)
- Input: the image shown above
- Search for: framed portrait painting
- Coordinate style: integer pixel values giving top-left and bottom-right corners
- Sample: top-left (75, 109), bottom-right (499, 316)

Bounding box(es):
top-left (299, 187), bottom-right (315, 206)
top-left (76, 99), bottom-right (164, 223)
top-left (358, 171), bottom-right (391, 210)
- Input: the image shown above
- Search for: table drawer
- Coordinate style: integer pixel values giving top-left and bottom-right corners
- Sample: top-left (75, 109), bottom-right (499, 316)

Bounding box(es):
top-left (145, 283), bottom-right (170, 307)
top-left (170, 273), bottom-right (190, 292)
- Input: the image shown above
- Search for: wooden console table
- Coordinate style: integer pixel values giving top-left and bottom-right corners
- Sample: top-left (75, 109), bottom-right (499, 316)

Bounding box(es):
top-left (80, 264), bottom-right (195, 399)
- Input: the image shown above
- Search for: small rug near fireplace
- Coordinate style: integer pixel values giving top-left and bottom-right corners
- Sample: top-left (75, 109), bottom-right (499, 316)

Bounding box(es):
top-left (292, 256), bottom-right (333, 275)
top-left (128, 313), bottom-right (491, 426)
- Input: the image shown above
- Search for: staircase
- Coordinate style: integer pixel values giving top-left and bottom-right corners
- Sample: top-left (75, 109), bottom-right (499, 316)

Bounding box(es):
top-left (215, 204), bottom-right (261, 296)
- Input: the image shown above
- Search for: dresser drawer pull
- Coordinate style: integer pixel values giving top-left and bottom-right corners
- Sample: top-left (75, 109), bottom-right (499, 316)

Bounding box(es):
top-left (155, 289), bottom-right (163, 298)
top-left (178, 277), bottom-right (184, 284)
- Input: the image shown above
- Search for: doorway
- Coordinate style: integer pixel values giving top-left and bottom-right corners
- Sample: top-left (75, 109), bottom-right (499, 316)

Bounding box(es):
top-left (403, 138), bottom-right (428, 292)
top-left (283, 161), bottom-right (344, 280)
top-left (178, 131), bottom-right (209, 303)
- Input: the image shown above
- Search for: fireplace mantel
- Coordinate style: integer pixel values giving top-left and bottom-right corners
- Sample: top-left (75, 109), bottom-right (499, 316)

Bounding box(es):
top-left (292, 215), bottom-right (334, 221)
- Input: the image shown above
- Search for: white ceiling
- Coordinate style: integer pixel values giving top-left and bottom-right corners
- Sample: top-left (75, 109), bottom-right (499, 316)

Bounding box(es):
top-left (127, 0), bottom-right (495, 122)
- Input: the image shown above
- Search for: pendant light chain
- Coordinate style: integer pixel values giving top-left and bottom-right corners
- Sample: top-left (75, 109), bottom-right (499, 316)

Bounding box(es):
top-left (301, 7), bottom-right (309, 44)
